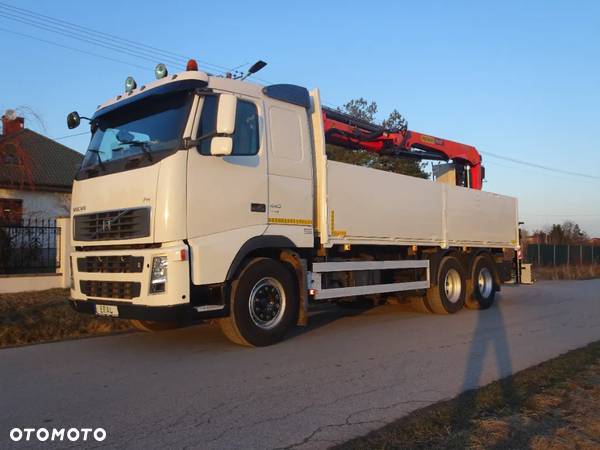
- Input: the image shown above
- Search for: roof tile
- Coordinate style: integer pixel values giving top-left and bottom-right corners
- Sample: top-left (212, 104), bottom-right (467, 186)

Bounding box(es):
top-left (0, 129), bottom-right (83, 191)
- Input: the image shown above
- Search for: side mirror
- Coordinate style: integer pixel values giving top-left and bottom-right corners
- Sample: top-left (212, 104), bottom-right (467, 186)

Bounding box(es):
top-left (67, 111), bottom-right (81, 129)
top-left (216, 94), bottom-right (237, 135)
top-left (210, 137), bottom-right (233, 156)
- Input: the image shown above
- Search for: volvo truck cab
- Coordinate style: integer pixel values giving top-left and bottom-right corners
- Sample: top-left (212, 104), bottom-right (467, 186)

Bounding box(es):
top-left (68, 64), bottom-right (315, 341)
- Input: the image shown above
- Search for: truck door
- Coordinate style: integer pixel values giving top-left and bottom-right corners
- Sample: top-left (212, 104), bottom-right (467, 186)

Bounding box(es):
top-left (265, 100), bottom-right (314, 247)
top-left (186, 94), bottom-right (268, 284)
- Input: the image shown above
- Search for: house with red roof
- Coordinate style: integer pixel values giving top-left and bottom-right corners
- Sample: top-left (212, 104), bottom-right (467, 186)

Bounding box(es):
top-left (0, 110), bottom-right (83, 224)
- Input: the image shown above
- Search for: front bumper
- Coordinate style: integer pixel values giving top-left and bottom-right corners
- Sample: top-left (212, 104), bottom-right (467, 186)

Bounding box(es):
top-left (70, 241), bottom-right (190, 309)
top-left (69, 299), bottom-right (194, 322)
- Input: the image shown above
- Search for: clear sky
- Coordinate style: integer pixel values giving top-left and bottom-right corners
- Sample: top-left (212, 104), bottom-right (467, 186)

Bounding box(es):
top-left (1, 0), bottom-right (599, 235)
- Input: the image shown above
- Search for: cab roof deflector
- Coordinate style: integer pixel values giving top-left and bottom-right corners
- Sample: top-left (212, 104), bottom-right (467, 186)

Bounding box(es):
top-left (262, 84), bottom-right (311, 109)
top-left (93, 79), bottom-right (208, 119)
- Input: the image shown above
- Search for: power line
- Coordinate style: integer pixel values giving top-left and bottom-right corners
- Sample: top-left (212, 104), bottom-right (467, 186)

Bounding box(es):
top-left (0, 1), bottom-right (231, 73)
top-left (481, 150), bottom-right (600, 180)
top-left (0, 11), bottom-right (188, 70)
top-left (484, 160), bottom-right (600, 185)
top-left (0, 2), bottom-right (190, 62)
top-left (0, 26), bottom-right (150, 70)
top-left (52, 131), bottom-right (90, 140)
top-left (523, 212), bottom-right (600, 217)
top-left (0, 2), bottom-right (345, 111)
top-left (0, 2), bottom-right (345, 108)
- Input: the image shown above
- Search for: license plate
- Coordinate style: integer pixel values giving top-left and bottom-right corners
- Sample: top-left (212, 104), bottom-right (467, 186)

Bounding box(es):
top-left (95, 304), bottom-right (119, 317)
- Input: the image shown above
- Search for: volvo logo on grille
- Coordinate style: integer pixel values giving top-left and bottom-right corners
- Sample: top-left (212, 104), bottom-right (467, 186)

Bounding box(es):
top-left (101, 218), bottom-right (112, 232)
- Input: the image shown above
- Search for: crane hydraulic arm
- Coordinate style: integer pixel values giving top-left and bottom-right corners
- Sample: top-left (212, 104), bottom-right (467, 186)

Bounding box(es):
top-left (322, 106), bottom-right (484, 190)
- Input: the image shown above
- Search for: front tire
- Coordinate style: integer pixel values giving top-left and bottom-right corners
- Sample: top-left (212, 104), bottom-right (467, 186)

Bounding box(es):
top-left (425, 255), bottom-right (466, 314)
top-left (465, 255), bottom-right (496, 310)
top-left (219, 258), bottom-right (298, 347)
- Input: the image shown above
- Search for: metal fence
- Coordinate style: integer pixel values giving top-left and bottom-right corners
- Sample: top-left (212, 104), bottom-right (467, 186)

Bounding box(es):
top-left (525, 244), bottom-right (600, 267)
top-left (0, 219), bottom-right (61, 275)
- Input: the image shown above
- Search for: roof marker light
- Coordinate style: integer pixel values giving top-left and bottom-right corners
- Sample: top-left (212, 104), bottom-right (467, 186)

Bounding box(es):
top-left (186, 59), bottom-right (198, 71)
top-left (155, 63), bottom-right (168, 79)
top-left (125, 76), bottom-right (137, 93)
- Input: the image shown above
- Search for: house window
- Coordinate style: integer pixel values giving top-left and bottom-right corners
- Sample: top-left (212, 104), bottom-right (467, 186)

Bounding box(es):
top-left (0, 198), bottom-right (23, 225)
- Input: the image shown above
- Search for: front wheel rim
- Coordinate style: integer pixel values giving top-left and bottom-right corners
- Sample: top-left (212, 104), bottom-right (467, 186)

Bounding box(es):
top-left (477, 267), bottom-right (494, 299)
top-left (444, 268), bottom-right (462, 303)
top-left (249, 277), bottom-right (286, 330)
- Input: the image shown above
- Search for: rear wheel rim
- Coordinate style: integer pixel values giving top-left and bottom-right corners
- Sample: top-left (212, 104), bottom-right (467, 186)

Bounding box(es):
top-left (477, 267), bottom-right (493, 299)
top-left (249, 277), bottom-right (286, 330)
top-left (444, 268), bottom-right (462, 303)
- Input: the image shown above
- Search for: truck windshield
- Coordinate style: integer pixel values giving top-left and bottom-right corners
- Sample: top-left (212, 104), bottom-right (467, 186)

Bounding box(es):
top-left (79, 90), bottom-right (193, 175)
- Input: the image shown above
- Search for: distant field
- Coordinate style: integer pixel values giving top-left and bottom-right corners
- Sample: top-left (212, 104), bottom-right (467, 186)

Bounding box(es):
top-left (535, 264), bottom-right (600, 280)
top-left (0, 289), bottom-right (132, 348)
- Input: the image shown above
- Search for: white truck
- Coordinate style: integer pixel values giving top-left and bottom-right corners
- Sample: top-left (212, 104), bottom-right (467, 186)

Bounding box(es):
top-left (67, 61), bottom-right (519, 346)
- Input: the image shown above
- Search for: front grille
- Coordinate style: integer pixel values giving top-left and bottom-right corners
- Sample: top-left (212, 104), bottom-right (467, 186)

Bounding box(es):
top-left (74, 208), bottom-right (150, 241)
top-left (80, 280), bottom-right (141, 299)
top-left (77, 256), bottom-right (144, 273)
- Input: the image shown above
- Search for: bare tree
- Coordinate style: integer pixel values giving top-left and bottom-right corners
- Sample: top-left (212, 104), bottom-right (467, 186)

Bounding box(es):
top-left (0, 106), bottom-right (46, 192)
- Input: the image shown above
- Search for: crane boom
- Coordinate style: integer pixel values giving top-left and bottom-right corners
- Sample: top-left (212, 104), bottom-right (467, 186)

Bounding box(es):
top-left (322, 106), bottom-right (483, 190)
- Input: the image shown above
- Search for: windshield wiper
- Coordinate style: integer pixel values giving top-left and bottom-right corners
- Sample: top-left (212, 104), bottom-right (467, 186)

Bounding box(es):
top-left (117, 140), bottom-right (153, 162)
top-left (86, 149), bottom-right (106, 172)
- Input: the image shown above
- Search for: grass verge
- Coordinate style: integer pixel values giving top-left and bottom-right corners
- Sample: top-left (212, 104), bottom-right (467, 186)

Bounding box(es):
top-left (0, 289), bottom-right (133, 348)
top-left (535, 264), bottom-right (600, 280)
top-left (335, 341), bottom-right (600, 450)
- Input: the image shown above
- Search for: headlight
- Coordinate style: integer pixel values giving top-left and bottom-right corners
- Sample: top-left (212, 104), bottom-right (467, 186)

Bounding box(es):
top-left (150, 256), bottom-right (168, 294)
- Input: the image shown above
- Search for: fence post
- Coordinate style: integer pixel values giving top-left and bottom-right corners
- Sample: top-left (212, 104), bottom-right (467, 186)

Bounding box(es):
top-left (567, 245), bottom-right (570, 266)
top-left (580, 245), bottom-right (583, 266)
top-left (553, 244), bottom-right (556, 267)
top-left (537, 244), bottom-right (541, 266)
top-left (56, 217), bottom-right (72, 289)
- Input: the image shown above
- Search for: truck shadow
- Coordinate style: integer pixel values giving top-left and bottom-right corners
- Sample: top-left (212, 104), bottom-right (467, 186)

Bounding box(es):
top-left (93, 303), bottom-right (374, 355)
top-left (287, 303), bottom-right (376, 339)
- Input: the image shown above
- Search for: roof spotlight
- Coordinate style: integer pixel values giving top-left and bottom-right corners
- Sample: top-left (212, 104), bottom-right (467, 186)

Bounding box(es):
top-left (155, 63), bottom-right (168, 79)
top-left (125, 76), bottom-right (137, 93)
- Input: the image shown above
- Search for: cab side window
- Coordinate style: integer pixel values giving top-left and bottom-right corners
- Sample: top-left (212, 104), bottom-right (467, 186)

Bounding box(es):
top-left (198, 96), bottom-right (259, 156)
top-left (232, 101), bottom-right (259, 155)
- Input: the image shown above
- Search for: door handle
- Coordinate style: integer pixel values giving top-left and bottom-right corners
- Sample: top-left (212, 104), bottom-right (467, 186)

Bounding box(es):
top-left (251, 203), bottom-right (266, 213)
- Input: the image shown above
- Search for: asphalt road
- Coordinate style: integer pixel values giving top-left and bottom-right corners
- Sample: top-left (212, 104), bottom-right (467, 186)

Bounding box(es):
top-left (2, 279), bottom-right (600, 449)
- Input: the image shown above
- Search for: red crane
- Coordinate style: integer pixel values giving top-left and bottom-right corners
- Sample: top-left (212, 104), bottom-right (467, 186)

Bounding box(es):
top-left (322, 107), bottom-right (484, 190)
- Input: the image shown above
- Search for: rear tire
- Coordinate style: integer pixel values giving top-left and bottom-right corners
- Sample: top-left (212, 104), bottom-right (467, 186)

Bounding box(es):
top-left (465, 255), bottom-right (496, 310)
top-left (219, 258), bottom-right (298, 347)
top-left (425, 256), bottom-right (466, 314)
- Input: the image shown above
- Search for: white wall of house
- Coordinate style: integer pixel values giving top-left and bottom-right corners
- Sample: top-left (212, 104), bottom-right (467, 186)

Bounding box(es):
top-left (0, 188), bottom-right (71, 220)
